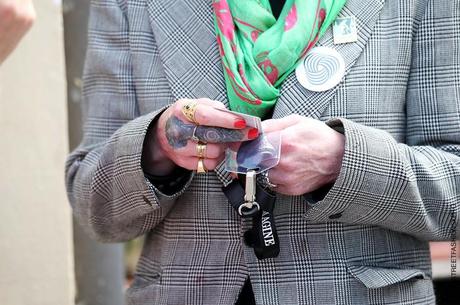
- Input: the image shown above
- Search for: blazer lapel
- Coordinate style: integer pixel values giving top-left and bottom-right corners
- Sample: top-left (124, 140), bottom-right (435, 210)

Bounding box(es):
top-left (146, 0), bottom-right (386, 119)
top-left (272, 0), bottom-right (386, 119)
top-left (146, 0), bottom-right (229, 106)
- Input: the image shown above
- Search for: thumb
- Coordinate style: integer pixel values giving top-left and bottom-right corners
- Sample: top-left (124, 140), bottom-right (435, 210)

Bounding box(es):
top-left (262, 114), bottom-right (304, 133)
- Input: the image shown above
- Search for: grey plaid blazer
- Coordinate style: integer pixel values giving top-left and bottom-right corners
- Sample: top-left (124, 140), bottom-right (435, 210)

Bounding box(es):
top-left (65, 0), bottom-right (460, 304)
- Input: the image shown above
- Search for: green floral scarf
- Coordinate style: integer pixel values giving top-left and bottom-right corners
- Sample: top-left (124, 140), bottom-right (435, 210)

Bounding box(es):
top-left (212, 0), bottom-right (347, 118)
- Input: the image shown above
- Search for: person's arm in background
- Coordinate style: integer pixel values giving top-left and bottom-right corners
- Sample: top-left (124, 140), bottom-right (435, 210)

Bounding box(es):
top-left (0, 0), bottom-right (35, 64)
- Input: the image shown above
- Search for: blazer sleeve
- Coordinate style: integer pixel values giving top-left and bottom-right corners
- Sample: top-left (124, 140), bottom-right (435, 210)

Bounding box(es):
top-left (304, 0), bottom-right (460, 241)
top-left (65, 0), bottom-right (193, 243)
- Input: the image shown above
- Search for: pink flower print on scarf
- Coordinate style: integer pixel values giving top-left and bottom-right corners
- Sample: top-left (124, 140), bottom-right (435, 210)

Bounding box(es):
top-left (213, 0), bottom-right (235, 42)
top-left (284, 4), bottom-right (298, 31)
top-left (224, 65), bottom-right (262, 105)
top-left (318, 8), bottom-right (326, 28)
top-left (234, 16), bottom-right (262, 42)
top-left (256, 52), bottom-right (279, 85)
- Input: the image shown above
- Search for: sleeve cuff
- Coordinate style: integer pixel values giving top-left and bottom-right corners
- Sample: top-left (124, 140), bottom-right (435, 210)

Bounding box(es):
top-left (144, 167), bottom-right (194, 197)
top-left (302, 118), bottom-right (345, 205)
top-left (106, 106), bottom-right (193, 218)
top-left (302, 117), bottom-right (387, 222)
top-left (140, 108), bottom-right (194, 197)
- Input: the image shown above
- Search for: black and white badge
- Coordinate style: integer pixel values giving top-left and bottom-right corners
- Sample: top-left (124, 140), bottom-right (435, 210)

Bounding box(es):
top-left (295, 46), bottom-right (346, 92)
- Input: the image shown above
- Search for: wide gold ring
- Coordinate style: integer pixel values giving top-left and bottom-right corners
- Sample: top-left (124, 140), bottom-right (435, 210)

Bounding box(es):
top-left (181, 102), bottom-right (199, 125)
top-left (197, 158), bottom-right (207, 174)
top-left (196, 142), bottom-right (207, 158)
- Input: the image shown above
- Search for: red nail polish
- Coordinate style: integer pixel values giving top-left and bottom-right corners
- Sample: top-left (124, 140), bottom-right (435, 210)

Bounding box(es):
top-left (248, 128), bottom-right (259, 140)
top-left (234, 119), bottom-right (246, 129)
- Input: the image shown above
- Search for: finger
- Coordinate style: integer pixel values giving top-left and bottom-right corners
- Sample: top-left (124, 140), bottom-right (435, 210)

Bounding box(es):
top-left (190, 155), bottom-right (225, 171)
top-left (194, 98), bottom-right (226, 109)
top-left (267, 170), bottom-right (294, 195)
top-left (270, 185), bottom-right (296, 196)
top-left (194, 125), bottom-right (259, 143)
top-left (173, 141), bottom-right (227, 159)
top-left (262, 114), bottom-right (304, 134)
top-left (175, 99), bottom-right (250, 130)
top-left (162, 115), bottom-right (258, 152)
top-left (227, 141), bottom-right (242, 152)
top-left (174, 156), bottom-right (222, 172)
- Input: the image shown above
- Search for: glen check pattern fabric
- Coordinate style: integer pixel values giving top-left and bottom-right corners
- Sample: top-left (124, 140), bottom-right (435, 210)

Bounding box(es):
top-left (65, 0), bottom-right (460, 304)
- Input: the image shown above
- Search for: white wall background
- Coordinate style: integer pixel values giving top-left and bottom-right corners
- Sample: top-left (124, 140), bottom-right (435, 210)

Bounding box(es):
top-left (0, 1), bottom-right (75, 304)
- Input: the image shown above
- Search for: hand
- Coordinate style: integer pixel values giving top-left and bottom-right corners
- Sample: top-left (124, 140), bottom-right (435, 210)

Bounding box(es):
top-left (262, 115), bottom-right (345, 196)
top-left (0, 0), bottom-right (35, 64)
top-left (143, 98), bottom-right (259, 175)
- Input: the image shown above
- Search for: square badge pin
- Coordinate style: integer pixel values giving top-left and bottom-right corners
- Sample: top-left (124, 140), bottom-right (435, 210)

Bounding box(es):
top-left (333, 16), bottom-right (358, 44)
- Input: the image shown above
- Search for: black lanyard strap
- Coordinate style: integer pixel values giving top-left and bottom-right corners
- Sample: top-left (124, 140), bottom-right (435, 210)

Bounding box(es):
top-left (222, 178), bottom-right (280, 260)
top-left (221, 179), bottom-right (260, 218)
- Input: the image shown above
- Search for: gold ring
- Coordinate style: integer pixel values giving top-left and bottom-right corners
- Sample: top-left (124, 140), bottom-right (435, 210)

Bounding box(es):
top-left (196, 142), bottom-right (207, 158)
top-left (197, 158), bottom-right (207, 174)
top-left (181, 102), bottom-right (199, 125)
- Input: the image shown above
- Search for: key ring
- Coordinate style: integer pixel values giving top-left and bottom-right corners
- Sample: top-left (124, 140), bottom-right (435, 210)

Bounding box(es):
top-left (238, 202), bottom-right (260, 217)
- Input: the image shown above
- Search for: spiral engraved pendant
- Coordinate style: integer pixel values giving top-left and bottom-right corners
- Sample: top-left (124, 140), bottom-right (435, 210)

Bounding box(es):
top-left (295, 47), bottom-right (346, 92)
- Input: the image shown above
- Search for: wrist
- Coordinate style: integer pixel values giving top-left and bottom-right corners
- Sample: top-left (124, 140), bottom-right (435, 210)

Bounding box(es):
top-left (325, 132), bottom-right (345, 184)
top-left (142, 114), bottom-right (176, 176)
top-left (331, 131), bottom-right (345, 182)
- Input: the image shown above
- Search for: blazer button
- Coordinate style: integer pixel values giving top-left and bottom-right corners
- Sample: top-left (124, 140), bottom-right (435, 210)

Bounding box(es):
top-left (329, 212), bottom-right (343, 220)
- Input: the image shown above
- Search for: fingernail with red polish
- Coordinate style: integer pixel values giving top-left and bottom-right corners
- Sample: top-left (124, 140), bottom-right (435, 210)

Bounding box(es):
top-left (248, 128), bottom-right (259, 140)
top-left (234, 119), bottom-right (246, 129)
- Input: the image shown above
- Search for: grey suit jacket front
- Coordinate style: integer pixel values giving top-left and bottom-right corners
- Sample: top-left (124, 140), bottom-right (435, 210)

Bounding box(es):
top-left (65, 0), bottom-right (460, 304)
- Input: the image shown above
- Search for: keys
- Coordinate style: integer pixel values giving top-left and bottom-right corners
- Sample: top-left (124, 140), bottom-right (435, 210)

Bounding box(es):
top-left (238, 170), bottom-right (260, 216)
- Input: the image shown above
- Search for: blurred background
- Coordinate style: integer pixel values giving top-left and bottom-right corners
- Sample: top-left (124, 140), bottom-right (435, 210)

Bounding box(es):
top-left (0, 1), bottom-right (458, 305)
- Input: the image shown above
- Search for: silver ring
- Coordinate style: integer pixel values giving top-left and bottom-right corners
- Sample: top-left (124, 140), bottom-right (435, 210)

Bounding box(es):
top-left (265, 171), bottom-right (277, 189)
top-left (190, 125), bottom-right (200, 143)
top-left (267, 181), bottom-right (277, 189)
